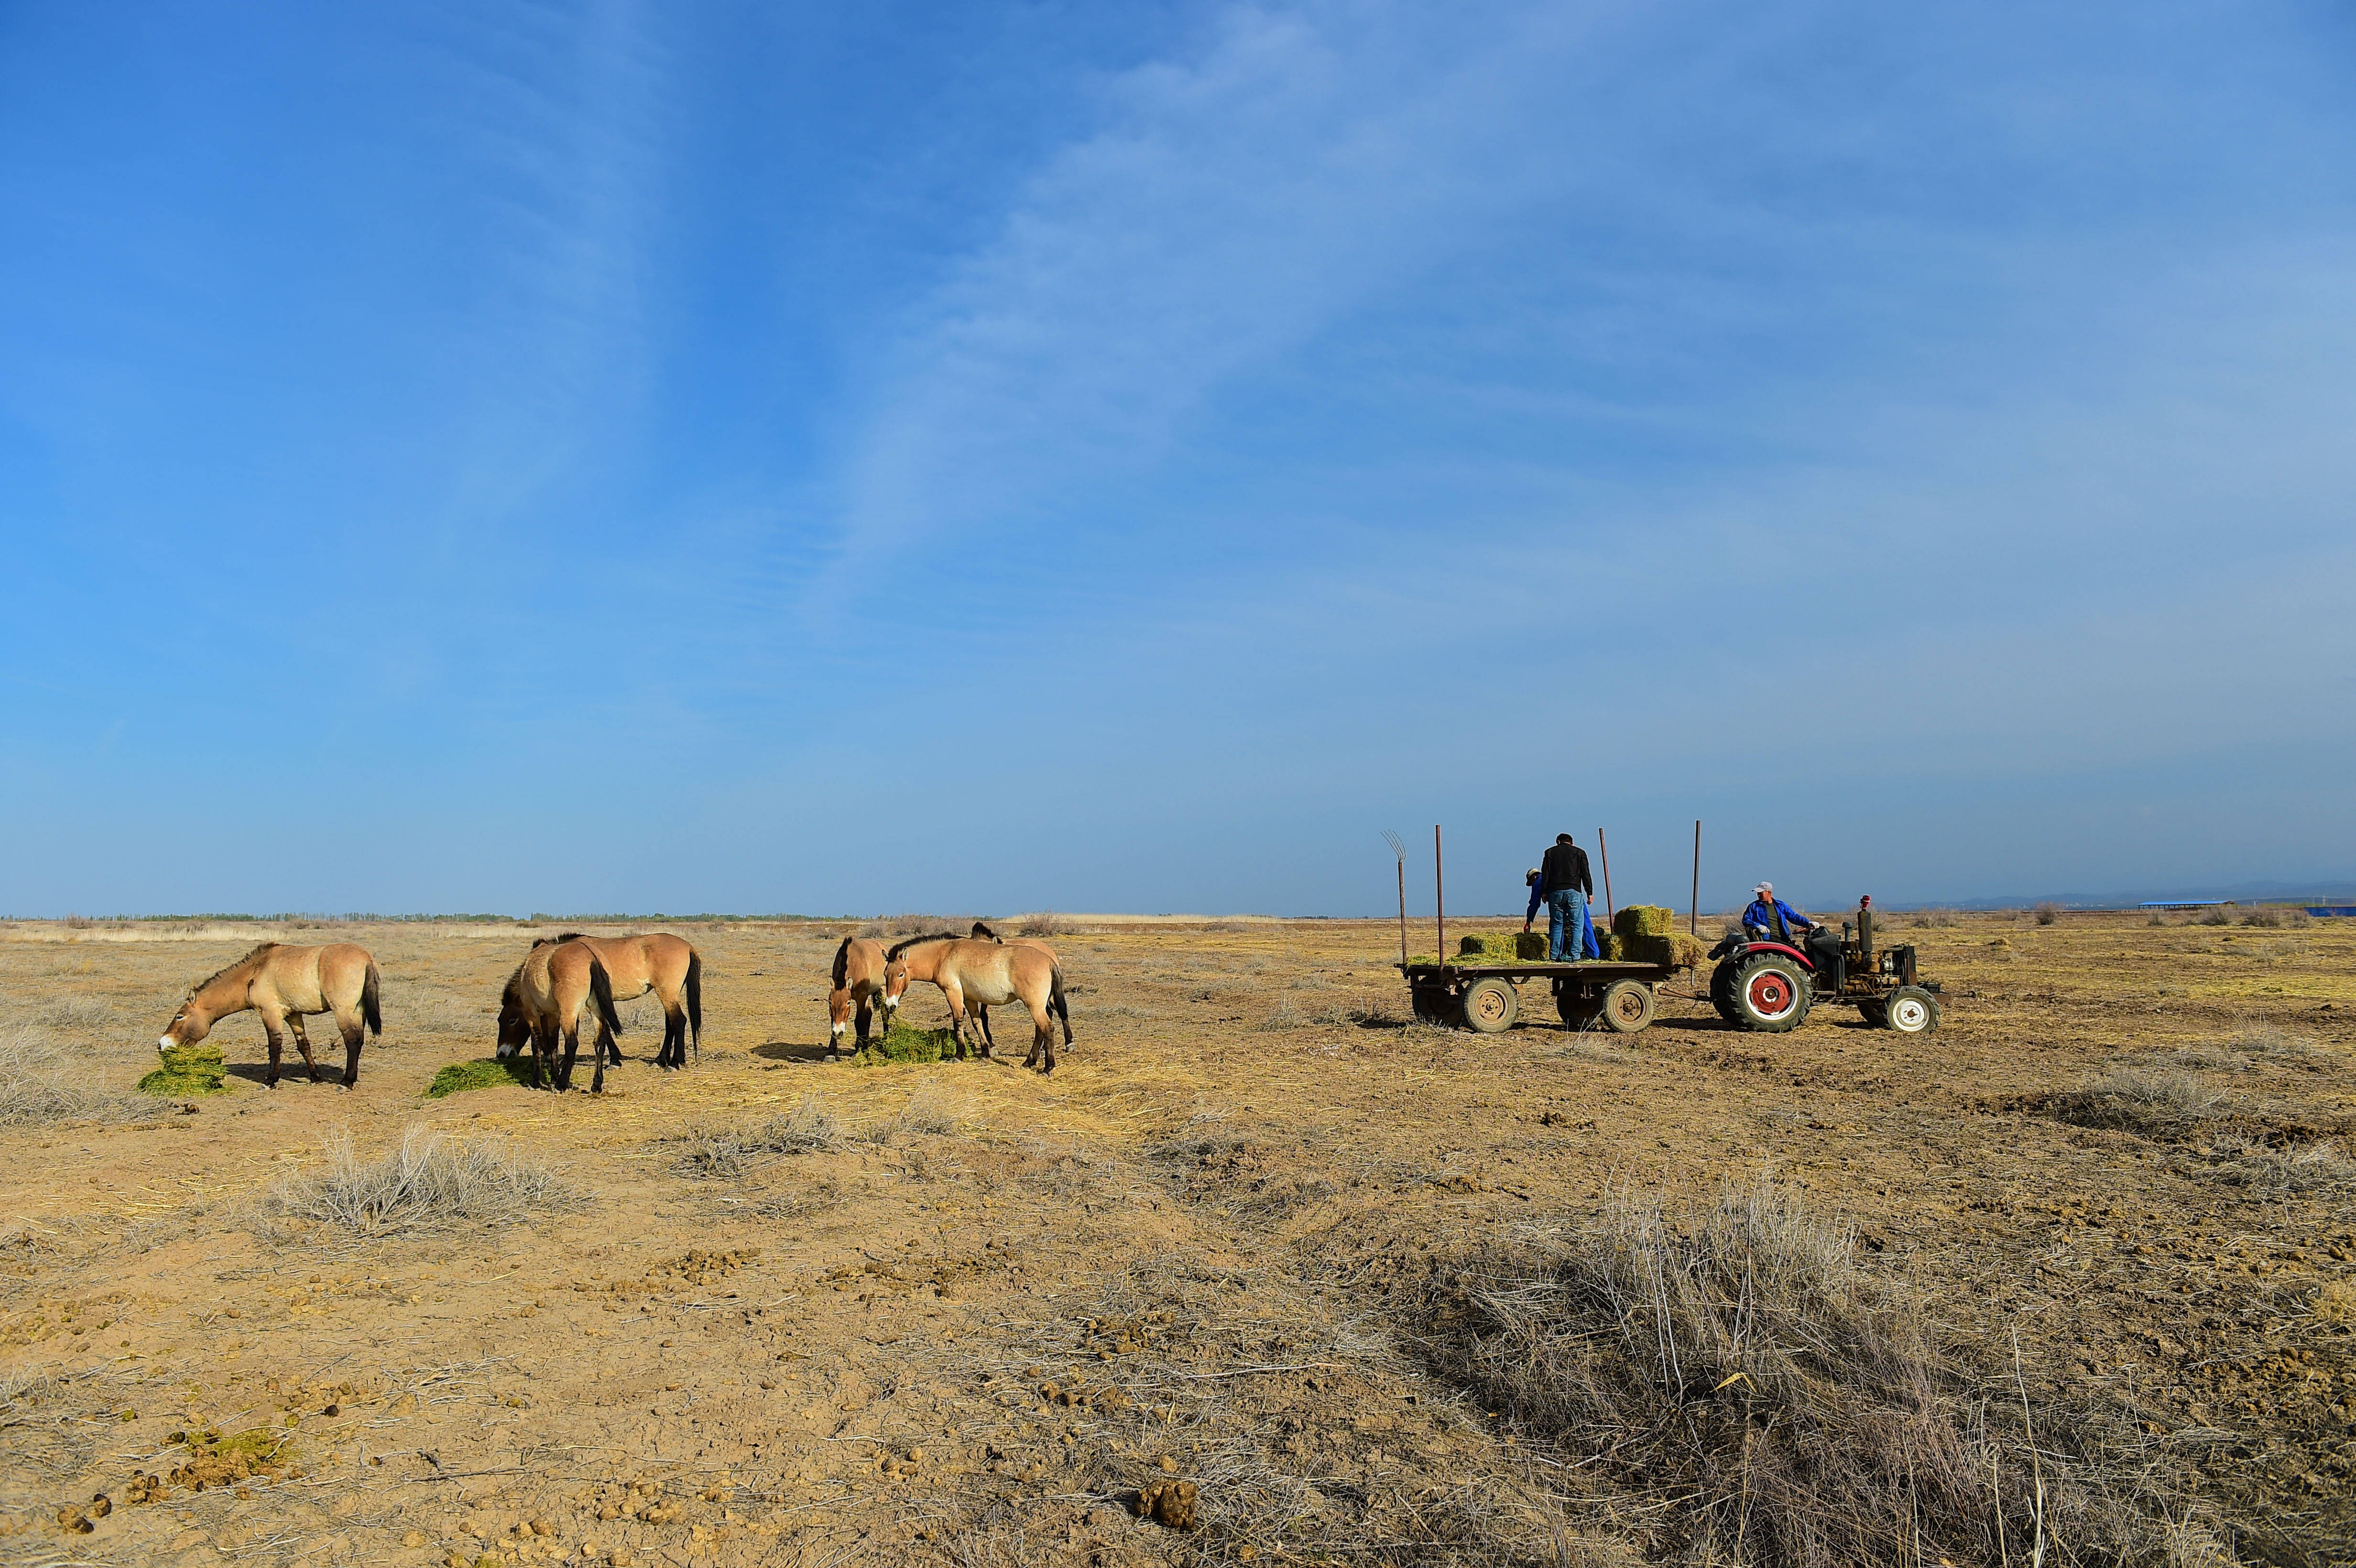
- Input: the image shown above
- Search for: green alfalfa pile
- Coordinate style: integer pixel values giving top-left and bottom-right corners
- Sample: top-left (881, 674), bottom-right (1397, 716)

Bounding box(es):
top-left (425, 1058), bottom-right (543, 1098)
top-left (853, 1022), bottom-right (960, 1067)
top-left (138, 1042), bottom-right (229, 1096)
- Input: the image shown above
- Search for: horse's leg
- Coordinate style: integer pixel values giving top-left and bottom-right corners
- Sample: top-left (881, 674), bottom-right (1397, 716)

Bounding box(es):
top-left (260, 1010), bottom-right (287, 1087)
top-left (664, 1005), bottom-right (687, 1070)
top-left (336, 1014), bottom-right (365, 1088)
top-left (854, 995), bottom-right (873, 1048)
top-left (288, 1014), bottom-right (326, 1084)
top-left (941, 980), bottom-right (974, 1060)
top-left (974, 1004), bottom-right (997, 1056)
top-left (552, 1024), bottom-right (576, 1091)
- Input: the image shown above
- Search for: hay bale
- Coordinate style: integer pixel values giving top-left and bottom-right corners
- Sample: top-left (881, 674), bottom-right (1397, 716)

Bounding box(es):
top-left (137, 1042), bottom-right (228, 1096)
top-left (1457, 932), bottom-right (1524, 959)
top-left (1594, 933), bottom-right (1622, 961)
top-left (1514, 931), bottom-right (1549, 960)
top-left (1619, 933), bottom-right (1707, 969)
top-left (1613, 904), bottom-right (1677, 938)
top-left (425, 1058), bottom-right (541, 1098)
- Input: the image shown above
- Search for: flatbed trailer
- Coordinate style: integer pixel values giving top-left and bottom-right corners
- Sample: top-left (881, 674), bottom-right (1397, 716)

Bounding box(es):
top-left (1397, 958), bottom-right (1687, 1034)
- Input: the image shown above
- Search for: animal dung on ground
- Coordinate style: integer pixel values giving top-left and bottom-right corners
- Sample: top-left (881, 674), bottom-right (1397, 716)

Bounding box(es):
top-left (1134, 1479), bottom-right (1198, 1530)
top-left (139, 1042), bottom-right (228, 1096)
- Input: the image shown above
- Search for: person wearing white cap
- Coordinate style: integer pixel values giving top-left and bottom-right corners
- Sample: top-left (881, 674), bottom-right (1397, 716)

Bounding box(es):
top-left (1742, 882), bottom-right (1815, 945)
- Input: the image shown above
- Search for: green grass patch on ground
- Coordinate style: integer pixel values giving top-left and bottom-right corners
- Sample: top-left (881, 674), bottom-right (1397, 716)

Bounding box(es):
top-left (138, 1042), bottom-right (229, 1096)
top-left (851, 1023), bottom-right (959, 1067)
top-left (425, 1057), bottom-right (542, 1098)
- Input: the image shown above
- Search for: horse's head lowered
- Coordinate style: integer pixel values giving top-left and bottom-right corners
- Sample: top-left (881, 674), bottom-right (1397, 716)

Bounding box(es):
top-left (494, 966), bottom-right (531, 1060)
top-left (157, 996), bottom-right (217, 1053)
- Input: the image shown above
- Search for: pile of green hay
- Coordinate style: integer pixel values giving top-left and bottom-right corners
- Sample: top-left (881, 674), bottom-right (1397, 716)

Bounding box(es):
top-left (425, 1058), bottom-right (543, 1098)
top-left (138, 1043), bottom-right (229, 1097)
top-left (1457, 932), bottom-right (1549, 961)
top-left (852, 1023), bottom-right (959, 1067)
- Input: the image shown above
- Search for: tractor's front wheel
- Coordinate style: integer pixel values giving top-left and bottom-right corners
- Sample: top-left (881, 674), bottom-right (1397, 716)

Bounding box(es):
top-left (1883, 985), bottom-right (1940, 1034)
top-left (1727, 953), bottom-right (1810, 1032)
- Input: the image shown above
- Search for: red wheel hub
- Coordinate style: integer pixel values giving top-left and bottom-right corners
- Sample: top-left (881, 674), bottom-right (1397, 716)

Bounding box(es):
top-left (1746, 971), bottom-right (1795, 1018)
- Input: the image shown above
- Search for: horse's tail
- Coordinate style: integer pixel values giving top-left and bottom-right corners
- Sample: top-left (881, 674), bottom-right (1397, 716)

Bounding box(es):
top-left (1049, 960), bottom-right (1072, 1045)
top-left (588, 955), bottom-right (623, 1038)
top-left (685, 948), bottom-right (703, 1059)
top-left (361, 961), bottom-right (383, 1037)
top-left (830, 936), bottom-right (852, 990)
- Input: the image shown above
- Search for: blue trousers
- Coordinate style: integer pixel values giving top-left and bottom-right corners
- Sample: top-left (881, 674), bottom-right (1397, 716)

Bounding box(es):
top-left (1548, 890), bottom-right (1596, 962)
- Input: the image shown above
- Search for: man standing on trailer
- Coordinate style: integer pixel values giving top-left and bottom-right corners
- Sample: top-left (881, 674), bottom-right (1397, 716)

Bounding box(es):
top-left (1527, 834), bottom-right (1597, 963)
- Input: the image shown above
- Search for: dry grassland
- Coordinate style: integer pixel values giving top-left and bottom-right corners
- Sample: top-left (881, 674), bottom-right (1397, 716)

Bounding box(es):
top-left (0, 912), bottom-right (2351, 1567)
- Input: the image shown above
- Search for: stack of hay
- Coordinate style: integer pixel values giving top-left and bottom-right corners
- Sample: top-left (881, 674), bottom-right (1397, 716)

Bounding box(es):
top-left (139, 1042), bottom-right (229, 1096)
top-left (1608, 905), bottom-right (1706, 969)
top-left (1458, 933), bottom-right (1550, 961)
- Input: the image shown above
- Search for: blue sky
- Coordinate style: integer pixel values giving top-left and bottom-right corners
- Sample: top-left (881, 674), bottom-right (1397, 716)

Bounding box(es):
top-left (3, 0), bottom-right (2352, 917)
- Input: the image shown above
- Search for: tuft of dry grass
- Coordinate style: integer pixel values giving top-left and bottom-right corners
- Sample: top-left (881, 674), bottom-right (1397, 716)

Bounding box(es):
top-left (1016, 912), bottom-right (1060, 937)
top-left (266, 1126), bottom-right (582, 1235)
top-left (2034, 901), bottom-right (2062, 925)
top-left (1431, 1181), bottom-right (2188, 1567)
top-left (0, 1023), bottom-right (151, 1127)
top-left (2051, 1066), bottom-right (2223, 1134)
top-left (674, 1096), bottom-right (842, 1176)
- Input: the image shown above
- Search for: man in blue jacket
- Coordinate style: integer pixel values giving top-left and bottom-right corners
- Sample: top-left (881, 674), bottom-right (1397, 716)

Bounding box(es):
top-left (1742, 882), bottom-right (1816, 944)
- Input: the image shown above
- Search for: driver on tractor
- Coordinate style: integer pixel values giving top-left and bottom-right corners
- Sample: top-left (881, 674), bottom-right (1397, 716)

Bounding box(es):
top-left (1743, 882), bottom-right (1813, 945)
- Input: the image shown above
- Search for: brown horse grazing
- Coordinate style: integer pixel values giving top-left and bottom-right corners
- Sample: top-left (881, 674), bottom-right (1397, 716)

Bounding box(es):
top-left (550, 933), bottom-right (703, 1069)
top-left (158, 942), bottom-right (382, 1089)
top-left (828, 936), bottom-right (895, 1055)
top-left (883, 933), bottom-right (1071, 1073)
top-left (495, 938), bottom-right (624, 1091)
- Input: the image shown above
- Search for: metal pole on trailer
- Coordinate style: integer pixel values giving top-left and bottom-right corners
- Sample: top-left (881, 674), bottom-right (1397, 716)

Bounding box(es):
top-left (1691, 819), bottom-right (1702, 936)
top-left (1597, 828), bottom-right (1615, 926)
top-left (1383, 831), bottom-right (1408, 967)
top-left (1434, 825), bottom-right (1445, 967)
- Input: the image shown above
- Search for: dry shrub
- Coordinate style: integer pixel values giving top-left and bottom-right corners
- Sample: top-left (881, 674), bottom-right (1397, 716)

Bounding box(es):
top-left (267, 1126), bottom-right (581, 1234)
top-left (2171, 1133), bottom-right (2356, 1194)
top-left (1434, 1182), bottom-right (2181, 1567)
top-left (895, 1084), bottom-right (960, 1136)
top-left (2050, 1067), bottom-right (2222, 1134)
top-left (675, 1096), bottom-right (841, 1176)
top-left (2195, 906), bottom-right (2233, 926)
top-left (0, 1023), bottom-right (149, 1127)
top-left (1016, 912), bottom-right (1060, 937)
top-left (2034, 901), bottom-right (2061, 926)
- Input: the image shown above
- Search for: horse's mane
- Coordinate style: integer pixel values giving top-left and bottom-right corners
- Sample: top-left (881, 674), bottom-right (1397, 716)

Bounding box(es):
top-left (884, 931), bottom-right (962, 961)
top-left (970, 921), bottom-right (1002, 942)
top-left (556, 932), bottom-right (590, 942)
top-left (831, 936), bottom-right (853, 988)
top-left (501, 962), bottom-right (527, 1007)
top-left (189, 942), bottom-right (280, 996)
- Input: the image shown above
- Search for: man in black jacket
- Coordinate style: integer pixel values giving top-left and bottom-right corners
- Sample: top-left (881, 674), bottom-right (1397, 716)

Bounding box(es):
top-left (1525, 833), bottom-right (1597, 962)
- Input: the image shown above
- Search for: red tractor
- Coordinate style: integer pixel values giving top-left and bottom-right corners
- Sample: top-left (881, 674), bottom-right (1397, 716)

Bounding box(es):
top-left (1707, 895), bottom-right (1942, 1034)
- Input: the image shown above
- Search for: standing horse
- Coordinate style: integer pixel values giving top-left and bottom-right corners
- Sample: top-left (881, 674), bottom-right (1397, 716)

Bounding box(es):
top-left (828, 936), bottom-right (895, 1056)
top-left (496, 938), bottom-right (625, 1091)
top-left (550, 933), bottom-right (703, 1069)
top-left (883, 933), bottom-right (1072, 1073)
top-left (157, 942), bottom-right (382, 1089)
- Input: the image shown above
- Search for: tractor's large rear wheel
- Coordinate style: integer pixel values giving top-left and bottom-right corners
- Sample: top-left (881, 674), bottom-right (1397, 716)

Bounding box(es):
top-left (1883, 985), bottom-right (1939, 1034)
top-left (1727, 953), bottom-right (1810, 1032)
top-left (1709, 962), bottom-right (1741, 1022)
top-left (1462, 977), bottom-right (1520, 1034)
top-left (1599, 980), bottom-right (1656, 1034)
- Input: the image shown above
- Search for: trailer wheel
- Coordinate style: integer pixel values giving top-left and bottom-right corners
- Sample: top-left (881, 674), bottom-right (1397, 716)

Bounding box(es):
top-left (1728, 953), bottom-right (1810, 1032)
top-left (1599, 980), bottom-right (1655, 1033)
top-left (1462, 977), bottom-right (1519, 1034)
top-left (1411, 983), bottom-right (1458, 1027)
top-left (1883, 985), bottom-right (1939, 1034)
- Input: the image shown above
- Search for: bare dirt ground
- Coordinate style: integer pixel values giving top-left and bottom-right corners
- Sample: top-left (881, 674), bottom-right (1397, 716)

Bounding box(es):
top-left (0, 911), bottom-right (2351, 1567)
